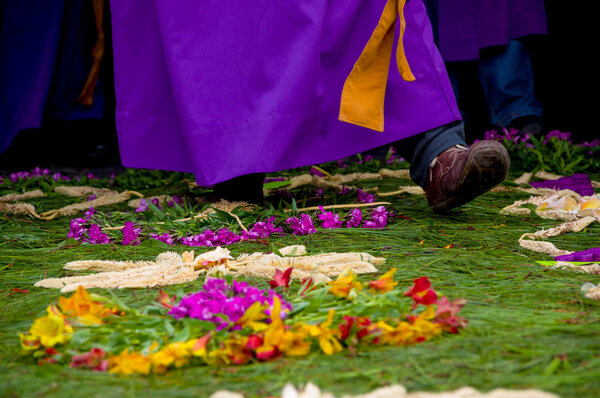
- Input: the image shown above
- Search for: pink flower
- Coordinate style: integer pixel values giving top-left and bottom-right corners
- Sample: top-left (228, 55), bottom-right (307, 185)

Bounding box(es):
top-left (70, 348), bottom-right (108, 371)
top-left (318, 206), bottom-right (342, 229)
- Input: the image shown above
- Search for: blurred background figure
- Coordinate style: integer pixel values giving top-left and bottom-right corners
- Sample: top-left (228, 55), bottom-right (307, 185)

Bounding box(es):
top-left (0, 0), bottom-right (118, 170)
top-left (424, 0), bottom-right (547, 139)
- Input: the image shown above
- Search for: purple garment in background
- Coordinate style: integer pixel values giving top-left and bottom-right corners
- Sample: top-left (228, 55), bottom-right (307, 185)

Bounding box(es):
top-left (109, 0), bottom-right (461, 186)
top-left (530, 174), bottom-right (594, 197)
top-left (555, 248), bottom-right (600, 263)
top-left (437, 0), bottom-right (547, 61)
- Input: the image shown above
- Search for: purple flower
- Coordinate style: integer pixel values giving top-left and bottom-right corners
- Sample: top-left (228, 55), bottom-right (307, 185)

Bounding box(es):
top-left (341, 186), bottom-right (351, 195)
top-left (364, 206), bottom-right (389, 229)
top-left (318, 206), bottom-right (342, 229)
top-left (315, 188), bottom-right (324, 197)
top-left (346, 208), bottom-right (362, 228)
top-left (62, 176), bottom-right (70, 181)
top-left (151, 198), bottom-right (162, 210)
top-left (168, 195), bottom-right (183, 207)
top-left (52, 172), bottom-right (62, 181)
top-left (544, 130), bottom-right (572, 144)
top-left (364, 154), bottom-right (374, 162)
top-left (135, 199), bottom-right (149, 213)
top-left (121, 221), bottom-right (141, 246)
top-left (169, 278), bottom-right (291, 330)
top-left (9, 173), bottom-right (18, 182)
top-left (83, 207), bottom-right (96, 220)
top-left (67, 218), bottom-right (87, 241)
top-left (182, 230), bottom-right (218, 247)
top-left (357, 188), bottom-right (375, 203)
top-left (309, 167), bottom-right (324, 177)
top-left (88, 224), bottom-right (110, 244)
top-left (87, 194), bottom-right (96, 201)
top-left (286, 214), bottom-right (317, 235)
top-left (215, 228), bottom-right (241, 245)
top-left (243, 216), bottom-right (283, 239)
top-left (151, 233), bottom-right (174, 245)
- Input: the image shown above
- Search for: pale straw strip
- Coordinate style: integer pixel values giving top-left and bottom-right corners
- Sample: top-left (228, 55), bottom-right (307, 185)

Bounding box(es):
top-left (377, 186), bottom-right (424, 196)
top-left (0, 189), bottom-right (45, 202)
top-left (41, 190), bottom-right (144, 218)
top-left (54, 186), bottom-right (117, 197)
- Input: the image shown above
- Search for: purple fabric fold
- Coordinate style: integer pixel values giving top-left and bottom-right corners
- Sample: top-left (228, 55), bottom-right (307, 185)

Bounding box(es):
top-left (109, 0), bottom-right (461, 185)
top-left (529, 174), bottom-right (594, 197)
top-left (555, 248), bottom-right (600, 262)
top-left (437, 0), bottom-right (547, 62)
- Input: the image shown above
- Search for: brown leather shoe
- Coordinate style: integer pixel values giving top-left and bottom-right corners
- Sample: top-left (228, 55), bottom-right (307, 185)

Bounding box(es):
top-left (426, 140), bottom-right (510, 213)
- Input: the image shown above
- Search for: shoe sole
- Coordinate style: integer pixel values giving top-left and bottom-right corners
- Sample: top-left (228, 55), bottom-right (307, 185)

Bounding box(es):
top-left (431, 141), bottom-right (510, 213)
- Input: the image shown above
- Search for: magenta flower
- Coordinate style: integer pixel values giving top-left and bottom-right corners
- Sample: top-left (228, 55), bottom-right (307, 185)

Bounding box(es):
top-left (286, 214), bottom-right (317, 235)
top-left (87, 194), bottom-right (96, 202)
top-left (168, 195), bottom-right (183, 207)
top-left (346, 208), bottom-right (362, 228)
top-left (318, 206), bottom-right (342, 229)
top-left (121, 221), bottom-right (141, 245)
top-left (88, 224), bottom-right (110, 244)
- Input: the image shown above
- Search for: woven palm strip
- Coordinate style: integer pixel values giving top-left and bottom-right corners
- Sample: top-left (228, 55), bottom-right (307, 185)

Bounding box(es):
top-left (0, 202), bottom-right (45, 219)
top-left (54, 186), bottom-right (117, 197)
top-left (266, 168), bottom-right (411, 194)
top-left (500, 189), bottom-right (585, 221)
top-left (0, 189), bottom-right (45, 202)
top-left (36, 245), bottom-right (383, 291)
top-left (377, 186), bottom-right (424, 196)
top-left (210, 382), bottom-right (557, 398)
top-left (552, 261), bottom-right (600, 274)
top-left (40, 190), bottom-right (144, 218)
top-left (518, 216), bottom-right (596, 257)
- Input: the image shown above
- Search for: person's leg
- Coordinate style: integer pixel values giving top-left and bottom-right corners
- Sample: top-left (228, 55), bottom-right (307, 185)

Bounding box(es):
top-left (396, 121), bottom-right (510, 212)
top-left (478, 39), bottom-right (543, 133)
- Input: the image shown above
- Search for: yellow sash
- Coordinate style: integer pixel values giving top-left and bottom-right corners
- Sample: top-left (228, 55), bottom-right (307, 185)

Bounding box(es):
top-left (339, 0), bottom-right (415, 132)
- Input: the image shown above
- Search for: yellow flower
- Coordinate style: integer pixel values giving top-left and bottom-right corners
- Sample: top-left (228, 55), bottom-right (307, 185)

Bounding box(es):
top-left (187, 334), bottom-right (211, 358)
top-left (368, 268), bottom-right (398, 294)
top-left (150, 342), bottom-right (191, 373)
top-left (19, 334), bottom-right (41, 351)
top-left (255, 296), bottom-right (285, 360)
top-left (58, 286), bottom-right (108, 325)
top-left (29, 311), bottom-right (73, 348)
top-left (306, 309), bottom-right (342, 355)
top-left (278, 324), bottom-right (312, 357)
top-left (108, 349), bottom-right (152, 375)
top-left (410, 305), bottom-right (442, 343)
top-left (235, 301), bottom-right (268, 331)
top-left (376, 320), bottom-right (414, 346)
top-left (328, 272), bottom-right (362, 299)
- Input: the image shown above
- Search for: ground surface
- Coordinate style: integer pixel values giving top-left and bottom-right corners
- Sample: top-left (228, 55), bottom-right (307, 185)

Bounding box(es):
top-left (1, 164), bottom-right (599, 398)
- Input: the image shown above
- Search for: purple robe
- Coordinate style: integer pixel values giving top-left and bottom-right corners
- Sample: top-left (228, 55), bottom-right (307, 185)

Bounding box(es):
top-left (109, 0), bottom-right (461, 185)
top-left (437, 0), bottom-right (547, 62)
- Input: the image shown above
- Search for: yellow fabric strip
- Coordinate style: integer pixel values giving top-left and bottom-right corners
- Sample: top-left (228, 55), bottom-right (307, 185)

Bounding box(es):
top-left (339, 0), bottom-right (415, 132)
